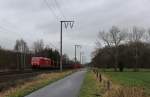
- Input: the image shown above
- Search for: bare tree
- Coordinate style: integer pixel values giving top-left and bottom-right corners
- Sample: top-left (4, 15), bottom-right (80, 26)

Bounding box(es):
top-left (128, 26), bottom-right (145, 71)
top-left (98, 26), bottom-right (126, 71)
top-left (14, 39), bottom-right (29, 53)
top-left (147, 29), bottom-right (150, 42)
top-left (128, 27), bottom-right (145, 42)
top-left (33, 39), bottom-right (44, 53)
top-left (14, 39), bottom-right (29, 70)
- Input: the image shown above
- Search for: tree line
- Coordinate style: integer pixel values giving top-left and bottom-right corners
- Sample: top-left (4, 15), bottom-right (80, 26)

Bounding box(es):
top-left (92, 26), bottom-right (150, 72)
top-left (0, 39), bottom-right (74, 71)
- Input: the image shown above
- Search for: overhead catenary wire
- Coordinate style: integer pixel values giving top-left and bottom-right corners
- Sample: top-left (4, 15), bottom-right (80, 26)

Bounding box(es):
top-left (0, 26), bottom-right (18, 34)
top-left (53, 0), bottom-right (66, 20)
top-left (43, 0), bottom-right (60, 21)
top-left (49, 42), bottom-right (60, 50)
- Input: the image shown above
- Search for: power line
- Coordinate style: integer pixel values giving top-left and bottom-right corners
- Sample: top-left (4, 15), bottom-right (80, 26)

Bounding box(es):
top-left (53, 0), bottom-right (66, 19)
top-left (0, 25), bottom-right (21, 34)
top-left (43, 0), bottom-right (60, 21)
top-left (49, 42), bottom-right (59, 50)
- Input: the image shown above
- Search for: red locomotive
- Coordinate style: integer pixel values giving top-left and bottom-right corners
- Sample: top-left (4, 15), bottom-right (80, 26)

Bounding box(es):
top-left (31, 57), bottom-right (56, 69)
top-left (31, 57), bottom-right (82, 69)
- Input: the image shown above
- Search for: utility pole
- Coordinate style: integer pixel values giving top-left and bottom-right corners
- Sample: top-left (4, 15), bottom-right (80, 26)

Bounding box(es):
top-left (80, 52), bottom-right (84, 64)
top-left (60, 21), bottom-right (74, 71)
top-left (80, 52), bottom-right (81, 64)
top-left (82, 55), bottom-right (85, 65)
top-left (82, 56), bottom-right (84, 64)
top-left (74, 45), bottom-right (81, 64)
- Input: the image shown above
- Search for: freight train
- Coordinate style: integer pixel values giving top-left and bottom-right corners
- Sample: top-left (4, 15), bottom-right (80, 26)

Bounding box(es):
top-left (31, 57), bottom-right (58, 69)
top-left (31, 57), bottom-right (82, 69)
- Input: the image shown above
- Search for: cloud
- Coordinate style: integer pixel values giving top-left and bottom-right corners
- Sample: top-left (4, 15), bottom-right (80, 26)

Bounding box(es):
top-left (0, 0), bottom-right (150, 62)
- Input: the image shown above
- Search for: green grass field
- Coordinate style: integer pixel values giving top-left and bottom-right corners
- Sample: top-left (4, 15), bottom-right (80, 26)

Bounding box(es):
top-left (79, 69), bottom-right (150, 97)
top-left (104, 71), bottom-right (150, 95)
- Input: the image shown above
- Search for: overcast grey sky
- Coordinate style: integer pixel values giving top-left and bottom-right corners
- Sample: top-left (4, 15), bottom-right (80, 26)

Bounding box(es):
top-left (0, 0), bottom-right (150, 62)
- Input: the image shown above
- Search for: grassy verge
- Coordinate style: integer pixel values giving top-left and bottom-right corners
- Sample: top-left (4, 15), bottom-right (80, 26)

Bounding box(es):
top-left (0, 70), bottom-right (73, 97)
top-left (79, 70), bottom-right (102, 97)
top-left (102, 71), bottom-right (150, 97)
top-left (101, 70), bottom-right (150, 97)
top-left (79, 69), bottom-right (150, 97)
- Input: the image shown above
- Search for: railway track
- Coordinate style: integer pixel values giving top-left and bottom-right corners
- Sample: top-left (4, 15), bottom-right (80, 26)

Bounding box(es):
top-left (0, 69), bottom-right (32, 76)
top-left (0, 69), bottom-right (58, 76)
top-left (0, 70), bottom-right (59, 82)
top-left (0, 69), bottom-right (58, 91)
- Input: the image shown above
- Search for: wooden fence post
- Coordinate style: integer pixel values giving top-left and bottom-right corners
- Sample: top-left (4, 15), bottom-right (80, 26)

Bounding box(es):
top-left (107, 80), bottom-right (111, 90)
top-left (98, 74), bottom-right (102, 82)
